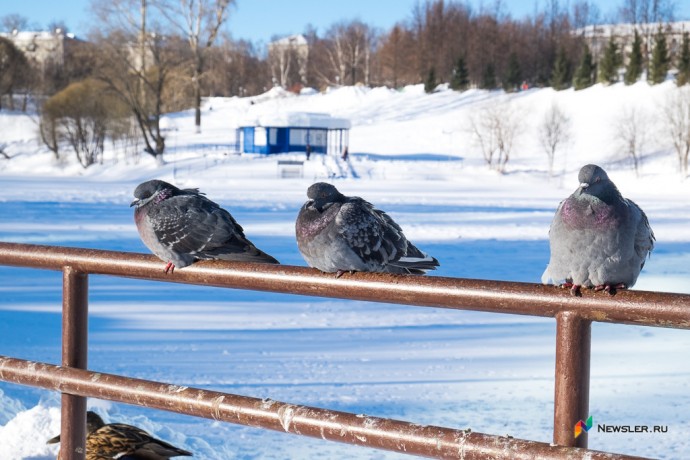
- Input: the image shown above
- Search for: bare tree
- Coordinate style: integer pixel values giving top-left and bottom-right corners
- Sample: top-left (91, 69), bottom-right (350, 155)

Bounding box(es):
top-left (267, 34), bottom-right (308, 89)
top-left (661, 86), bottom-right (690, 177)
top-left (322, 23), bottom-right (347, 85)
top-left (39, 111), bottom-right (61, 160)
top-left (615, 105), bottom-right (649, 176)
top-left (378, 24), bottom-right (417, 88)
top-left (319, 20), bottom-right (375, 86)
top-left (571, 1), bottom-right (602, 30)
top-left (90, 0), bottom-right (190, 160)
top-left (204, 35), bottom-right (269, 96)
top-left (539, 101), bottom-right (571, 176)
top-left (620, 0), bottom-right (677, 24)
top-left (468, 99), bottom-right (522, 173)
top-left (42, 79), bottom-right (128, 168)
top-left (1, 14), bottom-right (31, 32)
top-left (0, 36), bottom-right (30, 110)
top-left (155, 0), bottom-right (233, 132)
top-left (0, 143), bottom-right (10, 159)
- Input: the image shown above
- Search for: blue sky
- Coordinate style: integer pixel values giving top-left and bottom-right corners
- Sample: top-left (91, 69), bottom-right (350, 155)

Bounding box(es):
top-left (1, 0), bottom-right (688, 43)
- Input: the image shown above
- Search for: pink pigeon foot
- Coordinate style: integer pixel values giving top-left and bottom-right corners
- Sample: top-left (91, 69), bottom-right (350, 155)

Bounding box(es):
top-left (560, 282), bottom-right (582, 297)
top-left (594, 283), bottom-right (627, 295)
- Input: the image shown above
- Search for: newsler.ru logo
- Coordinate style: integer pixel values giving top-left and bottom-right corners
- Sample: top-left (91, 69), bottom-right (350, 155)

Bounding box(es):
top-left (575, 416), bottom-right (668, 437)
top-left (598, 424), bottom-right (668, 433)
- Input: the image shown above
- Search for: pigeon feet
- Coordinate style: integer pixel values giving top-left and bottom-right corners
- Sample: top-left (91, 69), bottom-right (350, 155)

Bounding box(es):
top-left (560, 282), bottom-right (582, 297)
top-left (164, 262), bottom-right (176, 274)
top-left (594, 283), bottom-right (627, 295)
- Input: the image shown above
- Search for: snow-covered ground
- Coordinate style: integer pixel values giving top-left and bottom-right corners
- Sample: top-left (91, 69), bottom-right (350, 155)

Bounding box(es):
top-left (0, 82), bottom-right (689, 459)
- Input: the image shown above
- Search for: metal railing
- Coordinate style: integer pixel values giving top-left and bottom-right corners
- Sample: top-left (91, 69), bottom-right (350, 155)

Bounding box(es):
top-left (0, 241), bottom-right (688, 459)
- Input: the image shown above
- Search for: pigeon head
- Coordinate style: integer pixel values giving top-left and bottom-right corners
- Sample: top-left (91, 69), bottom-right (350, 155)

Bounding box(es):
top-left (130, 180), bottom-right (178, 208)
top-left (576, 164), bottom-right (619, 202)
top-left (306, 182), bottom-right (345, 212)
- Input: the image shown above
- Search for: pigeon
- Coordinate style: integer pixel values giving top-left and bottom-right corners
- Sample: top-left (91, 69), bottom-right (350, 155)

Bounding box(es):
top-left (296, 182), bottom-right (439, 275)
top-left (542, 164), bottom-right (655, 295)
top-left (131, 180), bottom-right (279, 273)
top-left (47, 411), bottom-right (192, 460)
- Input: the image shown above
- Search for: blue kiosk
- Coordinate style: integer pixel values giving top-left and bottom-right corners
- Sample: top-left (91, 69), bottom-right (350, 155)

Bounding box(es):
top-left (239, 112), bottom-right (350, 156)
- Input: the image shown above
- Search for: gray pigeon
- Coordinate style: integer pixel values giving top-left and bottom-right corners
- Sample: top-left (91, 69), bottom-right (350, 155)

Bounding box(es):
top-left (542, 164), bottom-right (655, 295)
top-left (296, 182), bottom-right (439, 275)
top-left (131, 180), bottom-right (279, 273)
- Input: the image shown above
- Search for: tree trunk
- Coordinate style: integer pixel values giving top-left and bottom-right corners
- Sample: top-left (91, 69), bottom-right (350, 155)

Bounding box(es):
top-left (194, 58), bottom-right (202, 133)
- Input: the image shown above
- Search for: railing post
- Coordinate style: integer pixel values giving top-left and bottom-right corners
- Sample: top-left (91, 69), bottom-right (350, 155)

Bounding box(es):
top-left (61, 266), bottom-right (88, 460)
top-left (553, 311), bottom-right (591, 448)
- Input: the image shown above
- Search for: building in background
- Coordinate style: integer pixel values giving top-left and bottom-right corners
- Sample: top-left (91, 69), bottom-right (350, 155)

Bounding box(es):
top-left (579, 21), bottom-right (690, 76)
top-left (239, 112), bottom-right (350, 156)
top-left (1, 28), bottom-right (80, 72)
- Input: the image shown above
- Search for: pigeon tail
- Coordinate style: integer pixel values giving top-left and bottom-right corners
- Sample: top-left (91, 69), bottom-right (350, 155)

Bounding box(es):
top-left (390, 255), bottom-right (440, 273)
top-left (215, 247), bottom-right (280, 264)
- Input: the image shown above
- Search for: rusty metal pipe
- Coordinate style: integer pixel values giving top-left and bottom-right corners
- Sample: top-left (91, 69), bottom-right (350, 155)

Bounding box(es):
top-left (553, 312), bottom-right (591, 448)
top-left (0, 243), bottom-right (688, 329)
top-left (61, 267), bottom-right (88, 460)
top-left (0, 356), bottom-right (648, 460)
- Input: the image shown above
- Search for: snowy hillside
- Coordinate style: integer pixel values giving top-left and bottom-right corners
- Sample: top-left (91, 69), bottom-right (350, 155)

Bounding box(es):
top-left (0, 82), bottom-right (689, 459)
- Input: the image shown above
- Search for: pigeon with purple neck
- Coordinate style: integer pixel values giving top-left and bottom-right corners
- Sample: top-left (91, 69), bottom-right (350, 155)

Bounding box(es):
top-left (296, 182), bottom-right (439, 276)
top-left (542, 164), bottom-right (654, 295)
top-left (131, 180), bottom-right (278, 273)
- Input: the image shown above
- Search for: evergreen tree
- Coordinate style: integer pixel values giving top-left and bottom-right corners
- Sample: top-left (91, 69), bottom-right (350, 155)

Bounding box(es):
top-left (598, 37), bottom-right (621, 85)
top-left (481, 62), bottom-right (496, 89)
top-left (649, 27), bottom-right (670, 84)
top-left (550, 47), bottom-right (571, 90)
top-left (573, 44), bottom-right (595, 90)
top-left (503, 52), bottom-right (522, 92)
top-left (424, 67), bottom-right (436, 93)
top-left (677, 32), bottom-right (690, 86)
top-left (625, 30), bottom-right (643, 85)
top-left (450, 57), bottom-right (470, 91)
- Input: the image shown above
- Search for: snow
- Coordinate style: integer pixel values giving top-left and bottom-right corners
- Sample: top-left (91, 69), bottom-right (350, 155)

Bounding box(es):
top-left (0, 81), bottom-right (689, 459)
top-left (240, 111), bottom-right (351, 129)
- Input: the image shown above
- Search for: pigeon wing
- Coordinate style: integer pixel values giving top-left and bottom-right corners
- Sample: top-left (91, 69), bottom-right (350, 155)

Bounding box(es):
top-left (630, 199), bottom-right (655, 262)
top-left (148, 195), bottom-right (246, 257)
top-left (336, 199), bottom-right (406, 267)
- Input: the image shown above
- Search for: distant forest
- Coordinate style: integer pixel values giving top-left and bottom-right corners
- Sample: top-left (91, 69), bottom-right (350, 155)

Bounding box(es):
top-left (1, 0), bottom-right (689, 164)
top-left (1, 0), bottom-right (688, 99)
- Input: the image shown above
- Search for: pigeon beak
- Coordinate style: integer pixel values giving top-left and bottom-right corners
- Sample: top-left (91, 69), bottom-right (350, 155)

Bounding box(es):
top-left (130, 199), bottom-right (140, 207)
top-left (579, 182), bottom-right (589, 189)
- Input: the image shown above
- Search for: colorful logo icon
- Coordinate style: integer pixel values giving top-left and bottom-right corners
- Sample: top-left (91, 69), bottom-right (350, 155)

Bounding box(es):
top-left (574, 415), bottom-right (593, 438)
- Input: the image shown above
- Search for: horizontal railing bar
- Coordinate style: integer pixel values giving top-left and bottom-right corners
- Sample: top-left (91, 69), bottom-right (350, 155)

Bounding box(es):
top-left (0, 356), bottom-right (648, 460)
top-left (1, 242), bottom-right (688, 329)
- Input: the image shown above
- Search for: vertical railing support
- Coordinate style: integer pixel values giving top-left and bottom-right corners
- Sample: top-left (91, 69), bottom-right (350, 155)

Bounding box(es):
top-left (61, 266), bottom-right (88, 460)
top-left (553, 311), bottom-right (592, 448)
